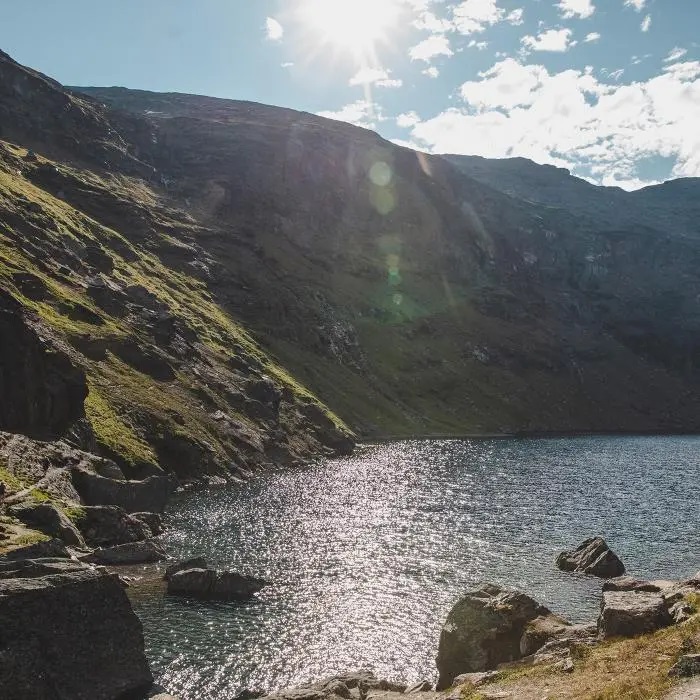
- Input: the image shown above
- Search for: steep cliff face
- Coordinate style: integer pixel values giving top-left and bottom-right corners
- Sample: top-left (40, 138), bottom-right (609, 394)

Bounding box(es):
top-left (1, 47), bottom-right (699, 461)
top-left (0, 50), bottom-right (353, 491)
top-left (75, 84), bottom-right (700, 436)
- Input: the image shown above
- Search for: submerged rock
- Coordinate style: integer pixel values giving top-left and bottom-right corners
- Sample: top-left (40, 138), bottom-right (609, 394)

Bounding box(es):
top-left (0, 558), bottom-right (152, 699)
top-left (435, 583), bottom-right (556, 689)
top-left (167, 567), bottom-right (268, 600)
top-left (556, 537), bottom-right (625, 578)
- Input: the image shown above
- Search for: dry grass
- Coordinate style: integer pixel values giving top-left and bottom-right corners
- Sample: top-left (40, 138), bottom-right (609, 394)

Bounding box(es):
top-left (459, 611), bottom-right (700, 700)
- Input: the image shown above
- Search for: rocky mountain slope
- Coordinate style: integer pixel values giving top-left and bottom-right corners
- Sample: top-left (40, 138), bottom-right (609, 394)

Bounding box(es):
top-left (1, 45), bottom-right (700, 495)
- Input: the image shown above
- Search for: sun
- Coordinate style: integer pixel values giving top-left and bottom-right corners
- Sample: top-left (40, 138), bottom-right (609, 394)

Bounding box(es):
top-left (301, 0), bottom-right (400, 56)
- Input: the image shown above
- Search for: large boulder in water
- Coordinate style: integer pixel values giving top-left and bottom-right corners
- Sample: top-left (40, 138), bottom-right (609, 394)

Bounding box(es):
top-left (0, 558), bottom-right (153, 699)
top-left (435, 583), bottom-right (554, 689)
top-left (167, 567), bottom-right (268, 600)
top-left (556, 537), bottom-right (625, 578)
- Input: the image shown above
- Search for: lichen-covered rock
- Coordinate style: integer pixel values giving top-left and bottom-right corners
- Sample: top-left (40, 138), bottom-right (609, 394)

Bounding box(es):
top-left (556, 537), bottom-right (625, 578)
top-left (598, 590), bottom-right (672, 639)
top-left (0, 559), bottom-right (152, 699)
top-left (435, 583), bottom-right (553, 689)
top-left (8, 501), bottom-right (86, 547)
top-left (167, 567), bottom-right (268, 600)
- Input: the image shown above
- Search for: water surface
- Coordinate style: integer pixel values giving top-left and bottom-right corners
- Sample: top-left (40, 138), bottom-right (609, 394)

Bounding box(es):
top-left (134, 435), bottom-right (700, 699)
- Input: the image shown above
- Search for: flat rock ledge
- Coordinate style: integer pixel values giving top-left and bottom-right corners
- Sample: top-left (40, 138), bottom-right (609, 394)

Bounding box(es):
top-left (260, 670), bottom-right (410, 700)
top-left (556, 536), bottom-right (625, 578)
top-left (0, 556), bottom-right (153, 699)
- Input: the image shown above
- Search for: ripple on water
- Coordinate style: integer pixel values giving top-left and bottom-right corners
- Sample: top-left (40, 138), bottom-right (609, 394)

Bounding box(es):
top-left (133, 435), bottom-right (700, 699)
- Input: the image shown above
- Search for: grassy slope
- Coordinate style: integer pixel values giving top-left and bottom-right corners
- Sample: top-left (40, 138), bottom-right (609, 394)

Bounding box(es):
top-left (0, 142), bottom-right (349, 476)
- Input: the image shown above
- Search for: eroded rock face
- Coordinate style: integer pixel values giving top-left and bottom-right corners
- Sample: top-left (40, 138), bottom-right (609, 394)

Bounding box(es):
top-left (0, 559), bottom-right (153, 699)
top-left (556, 537), bottom-right (625, 578)
top-left (0, 292), bottom-right (87, 440)
top-left (435, 583), bottom-right (553, 689)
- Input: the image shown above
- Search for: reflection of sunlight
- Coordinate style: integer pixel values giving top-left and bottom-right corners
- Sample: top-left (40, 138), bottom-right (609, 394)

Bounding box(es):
top-left (300, 0), bottom-right (400, 56)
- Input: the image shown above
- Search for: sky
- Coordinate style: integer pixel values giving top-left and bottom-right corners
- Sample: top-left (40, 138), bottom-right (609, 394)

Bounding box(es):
top-left (2, 0), bottom-right (699, 190)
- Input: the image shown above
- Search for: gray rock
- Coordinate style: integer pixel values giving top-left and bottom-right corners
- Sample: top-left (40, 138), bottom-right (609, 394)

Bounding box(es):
top-left (669, 600), bottom-right (695, 624)
top-left (71, 466), bottom-right (176, 513)
top-left (164, 556), bottom-right (208, 580)
top-left (167, 567), bottom-right (268, 600)
top-left (406, 680), bottom-right (432, 692)
top-left (83, 540), bottom-right (167, 565)
top-left (453, 671), bottom-right (501, 688)
top-left (561, 657), bottom-right (575, 673)
top-left (8, 501), bottom-right (86, 547)
top-left (602, 576), bottom-right (671, 593)
top-left (322, 680), bottom-right (351, 698)
top-left (132, 511), bottom-right (165, 535)
top-left (0, 537), bottom-right (71, 561)
top-left (519, 613), bottom-right (574, 656)
top-left (436, 583), bottom-right (553, 689)
top-left (75, 504), bottom-right (150, 547)
top-left (0, 557), bottom-right (89, 579)
top-left (598, 590), bottom-right (672, 639)
top-left (669, 654), bottom-right (700, 678)
top-left (556, 537), bottom-right (625, 578)
top-left (0, 560), bottom-right (152, 699)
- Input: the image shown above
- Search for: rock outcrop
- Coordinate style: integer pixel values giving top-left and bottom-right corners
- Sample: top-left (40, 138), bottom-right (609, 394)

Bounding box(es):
top-left (167, 567), bottom-right (268, 600)
top-left (435, 583), bottom-right (557, 689)
top-left (0, 557), bottom-right (153, 699)
top-left (556, 537), bottom-right (625, 578)
top-left (74, 504), bottom-right (151, 547)
top-left (598, 590), bottom-right (673, 638)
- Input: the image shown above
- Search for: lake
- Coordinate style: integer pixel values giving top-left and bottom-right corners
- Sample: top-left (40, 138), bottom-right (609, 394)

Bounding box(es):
top-left (133, 435), bottom-right (700, 699)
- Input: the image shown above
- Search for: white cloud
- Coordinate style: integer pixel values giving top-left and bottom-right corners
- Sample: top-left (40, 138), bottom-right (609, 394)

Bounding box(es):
top-left (397, 111), bottom-right (421, 128)
top-left (317, 100), bottom-right (384, 129)
top-left (664, 47), bottom-right (688, 63)
top-left (521, 28), bottom-right (576, 52)
top-left (641, 14), bottom-right (651, 32)
top-left (584, 32), bottom-right (601, 42)
top-left (423, 66), bottom-right (440, 78)
top-left (406, 58), bottom-right (700, 188)
top-left (507, 8), bottom-right (524, 25)
top-left (557, 0), bottom-right (595, 19)
top-left (265, 17), bottom-right (284, 41)
top-left (413, 11), bottom-right (453, 33)
top-left (281, 62), bottom-right (294, 68)
top-left (409, 35), bottom-right (454, 61)
top-left (349, 67), bottom-right (403, 88)
top-left (468, 40), bottom-right (489, 50)
top-left (624, 0), bottom-right (646, 10)
top-left (452, 0), bottom-right (505, 35)
top-left (608, 68), bottom-right (625, 80)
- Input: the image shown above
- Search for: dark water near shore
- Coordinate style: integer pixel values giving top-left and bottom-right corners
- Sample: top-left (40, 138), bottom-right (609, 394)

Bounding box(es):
top-left (133, 436), bottom-right (700, 700)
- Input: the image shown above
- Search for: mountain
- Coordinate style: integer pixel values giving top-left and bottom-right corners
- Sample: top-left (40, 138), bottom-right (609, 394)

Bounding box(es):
top-left (1, 47), bottom-right (700, 490)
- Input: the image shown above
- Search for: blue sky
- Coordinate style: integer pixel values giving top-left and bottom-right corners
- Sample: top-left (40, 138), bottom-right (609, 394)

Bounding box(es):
top-left (2, 0), bottom-right (698, 189)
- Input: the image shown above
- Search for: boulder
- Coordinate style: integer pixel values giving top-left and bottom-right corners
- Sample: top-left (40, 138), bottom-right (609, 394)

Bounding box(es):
top-left (0, 560), bottom-right (152, 699)
top-left (83, 540), bottom-right (167, 565)
top-left (519, 613), bottom-right (573, 656)
top-left (598, 590), bottom-right (672, 639)
top-left (8, 501), bottom-right (86, 547)
top-left (435, 583), bottom-right (553, 689)
top-left (0, 537), bottom-right (71, 561)
top-left (75, 504), bottom-right (150, 547)
top-left (71, 466), bottom-right (176, 513)
top-left (669, 654), bottom-right (700, 678)
top-left (164, 556), bottom-right (208, 580)
top-left (132, 511), bottom-right (165, 536)
top-left (602, 576), bottom-right (669, 593)
top-left (167, 567), bottom-right (268, 600)
top-left (556, 537), bottom-right (625, 578)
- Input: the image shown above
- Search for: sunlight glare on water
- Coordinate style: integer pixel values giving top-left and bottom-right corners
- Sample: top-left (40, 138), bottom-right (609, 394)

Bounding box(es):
top-left (134, 436), bottom-right (700, 700)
